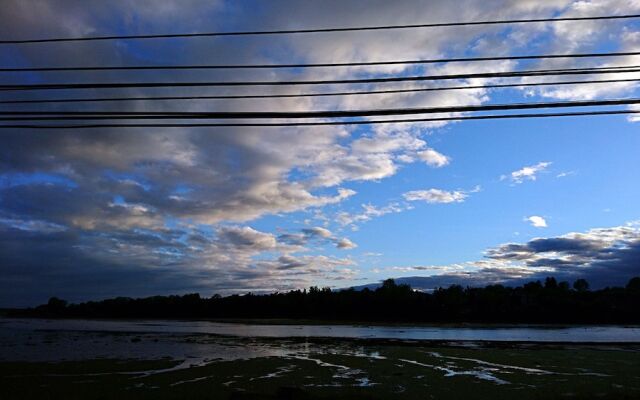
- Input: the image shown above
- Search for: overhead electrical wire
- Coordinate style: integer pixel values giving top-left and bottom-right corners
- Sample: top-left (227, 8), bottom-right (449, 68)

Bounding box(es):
top-left (2, 51), bottom-right (640, 72)
top-left (0, 110), bottom-right (637, 128)
top-left (2, 98), bottom-right (639, 121)
top-left (1, 77), bottom-right (639, 105)
top-left (2, 16), bottom-right (639, 128)
top-left (1, 14), bottom-right (639, 44)
top-left (1, 65), bottom-right (639, 91)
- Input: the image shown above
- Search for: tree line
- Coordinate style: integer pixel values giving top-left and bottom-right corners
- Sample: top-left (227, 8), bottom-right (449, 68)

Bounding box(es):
top-left (11, 276), bottom-right (640, 323)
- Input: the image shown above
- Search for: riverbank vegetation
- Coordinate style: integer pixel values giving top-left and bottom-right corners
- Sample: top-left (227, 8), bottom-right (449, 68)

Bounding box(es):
top-left (11, 277), bottom-right (640, 324)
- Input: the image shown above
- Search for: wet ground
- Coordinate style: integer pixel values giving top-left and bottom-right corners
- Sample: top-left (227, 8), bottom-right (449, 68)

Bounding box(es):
top-left (1, 319), bottom-right (639, 399)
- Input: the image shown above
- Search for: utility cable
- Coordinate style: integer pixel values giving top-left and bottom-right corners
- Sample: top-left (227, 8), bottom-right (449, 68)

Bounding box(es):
top-left (1, 77), bottom-right (639, 104)
top-left (2, 14), bottom-right (639, 44)
top-left (2, 98), bottom-right (639, 121)
top-left (0, 110), bottom-right (637, 128)
top-left (2, 51), bottom-right (640, 72)
top-left (2, 65), bottom-right (639, 91)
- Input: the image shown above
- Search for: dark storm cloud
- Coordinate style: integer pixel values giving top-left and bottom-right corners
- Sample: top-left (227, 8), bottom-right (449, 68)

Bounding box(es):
top-left (0, 225), bottom-right (201, 306)
top-left (368, 224), bottom-right (640, 291)
top-left (487, 237), bottom-right (603, 258)
top-left (486, 226), bottom-right (640, 279)
top-left (0, 221), bottom-right (344, 306)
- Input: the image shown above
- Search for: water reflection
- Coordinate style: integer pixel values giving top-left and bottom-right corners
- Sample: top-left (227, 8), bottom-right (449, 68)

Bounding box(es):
top-left (2, 318), bottom-right (638, 342)
top-left (0, 317), bottom-right (638, 362)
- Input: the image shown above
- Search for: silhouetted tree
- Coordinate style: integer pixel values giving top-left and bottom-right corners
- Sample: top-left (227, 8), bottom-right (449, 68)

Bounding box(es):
top-left (11, 276), bottom-right (640, 324)
top-left (573, 279), bottom-right (590, 292)
top-left (627, 277), bottom-right (640, 293)
top-left (380, 279), bottom-right (397, 290)
top-left (36, 297), bottom-right (68, 316)
top-left (544, 277), bottom-right (558, 289)
top-left (47, 297), bottom-right (67, 310)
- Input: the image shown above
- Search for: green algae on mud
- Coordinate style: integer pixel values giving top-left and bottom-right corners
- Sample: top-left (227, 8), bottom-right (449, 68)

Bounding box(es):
top-left (1, 340), bottom-right (639, 400)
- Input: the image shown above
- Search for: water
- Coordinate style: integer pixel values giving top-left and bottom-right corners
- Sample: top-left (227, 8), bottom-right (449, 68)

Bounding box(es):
top-left (2, 317), bottom-right (639, 342)
top-left (1, 317), bottom-right (638, 362)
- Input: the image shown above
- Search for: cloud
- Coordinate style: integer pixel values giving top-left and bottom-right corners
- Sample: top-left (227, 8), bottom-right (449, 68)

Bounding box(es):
top-left (0, 217), bottom-right (67, 234)
top-left (628, 104), bottom-right (640, 122)
top-left (526, 216), bottom-right (548, 228)
top-left (484, 223), bottom-right (640, 285)
top-left (350, 132), bottom-right (426, 154)
top-left (336, 202), bottom-right (411, 228)
top-left (336, 238), bottom-right (358, 249)
top-left (302, 227), bottom-right (333, 239)
top-left (501, 162), bottom-right (552, 184)
top-left (2, 0), bottom-right (640, 305)
top-left (529, 10), bottom-right (640, 101)
top-left (0, 220), bottom-right (358, 306)
top-left (556, 171), bottom-right (576, 178)
top-left (1, 0), bottom-right (535, 237)
top-left (217, 226), bottom-right (277, 250)
top-left (416, 148), bottom-right (451, 167)
top-left (370, 222), bottom-right (640, 291)
top-left (403, 188), bottom-right (468, 203)
top-left (279, 226), bottom-right (357, 250)
top-left (260, 254), bottom-right (357, 276)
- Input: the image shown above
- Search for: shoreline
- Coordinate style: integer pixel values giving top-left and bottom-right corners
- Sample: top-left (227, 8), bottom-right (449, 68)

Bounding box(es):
top-left (4, 315), bottom-right (640, 329)
top-left (2, 317), bottom-right (640, 345)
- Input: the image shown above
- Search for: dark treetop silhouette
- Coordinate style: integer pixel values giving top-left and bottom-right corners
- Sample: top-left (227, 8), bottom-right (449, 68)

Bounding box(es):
top-left (12, 277), bottom-right (640, 324)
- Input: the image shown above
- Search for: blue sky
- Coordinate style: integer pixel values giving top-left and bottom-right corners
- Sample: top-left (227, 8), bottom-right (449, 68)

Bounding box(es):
top-left (1, 0), bottom-right (639, 306)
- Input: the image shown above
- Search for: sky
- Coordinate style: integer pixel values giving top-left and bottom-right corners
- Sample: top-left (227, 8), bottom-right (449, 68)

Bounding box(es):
top-left (1, 0), bottom-right (639, 307)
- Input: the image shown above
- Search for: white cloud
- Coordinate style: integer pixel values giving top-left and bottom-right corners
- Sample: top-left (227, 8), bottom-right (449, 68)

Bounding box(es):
top-left (556, 171), bottom-right (576, 178)
top-left (336, 238), bottom-right (358, 249)
top-left (627, 104), bottom-right (640, 122)
top-left (217, 226), bottom-right (277, 250)
top-left (526, 216), bottom-right (548, 228)
top-left (416, 148), bottom-right (450, 168)
top-left (530, 6), bottom-right (640, 101)
top-left (336, 202), bottom-right (410, 227)
top-left (302, 226), bottom-right (333, 238)
top-left (403, 189), bottom-right (468, 204)
top-left (350, 133), bottom-right (426, 154)
top-left (502, 162), bottom-right (552, 184)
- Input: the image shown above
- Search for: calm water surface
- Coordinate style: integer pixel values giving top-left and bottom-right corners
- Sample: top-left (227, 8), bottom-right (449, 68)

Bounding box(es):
top-left (1, 318), bottom-right (638, 362)
top-left (2, 317), bottom-right (640, 341)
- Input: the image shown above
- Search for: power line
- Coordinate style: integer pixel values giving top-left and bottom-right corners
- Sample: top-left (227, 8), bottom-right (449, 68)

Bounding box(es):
top-left (2, 98), bottom-right (639, 121)
top-left (3, 51), bottom-right (640, 72)
top-left (2, 65), bottom-right (639, 91)
top-left (0, 110), bottom-right (636, 128)
top-left (2, 77), bottom-right (639, 105)
top-left (2, 14), bottom-right (639, 44)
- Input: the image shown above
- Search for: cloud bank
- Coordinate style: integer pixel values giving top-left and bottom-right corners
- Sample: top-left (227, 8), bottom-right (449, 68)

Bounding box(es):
top-left (374, 222), bottom-right (640, 291)
top-left (2, 0), bottom-right (639, 306)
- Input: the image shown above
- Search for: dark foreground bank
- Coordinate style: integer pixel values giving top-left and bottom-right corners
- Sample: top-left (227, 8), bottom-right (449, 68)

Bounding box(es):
top-left (2, 316), bottom-right (639, 399)
top-left (1, 337), bottom-right (639, 400)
